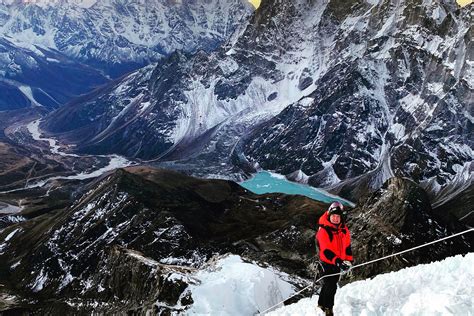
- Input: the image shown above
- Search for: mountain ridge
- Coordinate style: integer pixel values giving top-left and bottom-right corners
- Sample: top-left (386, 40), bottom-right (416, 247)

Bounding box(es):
top-left (39, 0), bottom-right (473, 222)
top-left (0, 0), bottom-right (253, 108)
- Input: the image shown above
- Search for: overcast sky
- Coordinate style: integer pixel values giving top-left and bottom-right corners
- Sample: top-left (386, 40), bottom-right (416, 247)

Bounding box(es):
top-left (457, 0), bottom-right (472, 5)
top-left (248, 0), bottom-right (260, 8)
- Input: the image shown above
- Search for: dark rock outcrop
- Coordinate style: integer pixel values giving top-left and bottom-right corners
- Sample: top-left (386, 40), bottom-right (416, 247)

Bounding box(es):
top-left (0, 167), bottom-right (325, 313)
top-left (346, 177), bottom-right (473, 281)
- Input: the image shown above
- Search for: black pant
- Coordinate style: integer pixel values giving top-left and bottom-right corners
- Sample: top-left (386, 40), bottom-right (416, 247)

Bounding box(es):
top-left (318, 262), bottom-right (340, 309)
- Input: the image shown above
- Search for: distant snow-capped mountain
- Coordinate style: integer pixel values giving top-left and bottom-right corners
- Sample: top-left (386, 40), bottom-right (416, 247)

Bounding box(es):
top-left (0, 0), bottom-right (96, 7)
top-left (0, 0), bottom-right (253, 75)
top-left (0, 0), bottom-right (253, 107)
top-left (41, 0), bottom-right (473, 220)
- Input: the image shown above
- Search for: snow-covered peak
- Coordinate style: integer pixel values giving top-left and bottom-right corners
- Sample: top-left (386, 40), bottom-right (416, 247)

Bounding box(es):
top-left (270, 253), bottom-right (474, 315)
top-left (0, 0), bottom-right (253, 69)
top-left (0, 0), bottom-right (96, 7)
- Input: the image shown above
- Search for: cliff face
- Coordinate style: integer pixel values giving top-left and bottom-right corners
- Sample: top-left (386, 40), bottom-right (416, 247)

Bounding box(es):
top-left (346, 177), bottom-right (473, 281)
top-left (244, 0), bottom-right (473, 207)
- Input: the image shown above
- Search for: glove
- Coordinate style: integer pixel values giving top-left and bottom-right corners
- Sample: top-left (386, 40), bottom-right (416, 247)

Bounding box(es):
top-left (342, 260), bottom-right (353, 277)
top-left (335, 258), bottom-right (352, 272)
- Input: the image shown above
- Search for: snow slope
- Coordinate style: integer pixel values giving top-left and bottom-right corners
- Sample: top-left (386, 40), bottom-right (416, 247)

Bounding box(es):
top-left (269, 253), bottom-right (474, 316)
top-left (187, 255), bottom-right (295, 315)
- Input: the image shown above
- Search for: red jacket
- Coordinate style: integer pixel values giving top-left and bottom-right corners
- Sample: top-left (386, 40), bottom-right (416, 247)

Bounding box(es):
top-left (316, 211), bottom-right (353, 265)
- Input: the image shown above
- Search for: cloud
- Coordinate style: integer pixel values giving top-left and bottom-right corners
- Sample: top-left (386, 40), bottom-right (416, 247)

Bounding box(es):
top-left (248, 0), bottom-right (260, 9)
top-left (457, 0), bottom-right (472, 6)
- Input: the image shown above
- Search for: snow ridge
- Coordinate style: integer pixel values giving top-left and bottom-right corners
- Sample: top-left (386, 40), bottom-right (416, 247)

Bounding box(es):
top-left (270, 253), bottom-right (474, 315)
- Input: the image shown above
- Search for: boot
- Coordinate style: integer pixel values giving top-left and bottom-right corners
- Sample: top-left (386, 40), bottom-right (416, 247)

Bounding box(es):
top-left (317, 305), bottom-right (333, 316)
top-left (324, 307), bottom-right (334, 316)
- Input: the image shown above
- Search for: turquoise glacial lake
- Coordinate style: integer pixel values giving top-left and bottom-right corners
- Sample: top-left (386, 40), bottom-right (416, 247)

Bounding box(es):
top-left (239, 171), bottom-right (354, 206)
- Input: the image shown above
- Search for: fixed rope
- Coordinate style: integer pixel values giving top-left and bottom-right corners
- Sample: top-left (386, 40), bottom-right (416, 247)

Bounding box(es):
top-left (258, 227), bottom-right (474, 315)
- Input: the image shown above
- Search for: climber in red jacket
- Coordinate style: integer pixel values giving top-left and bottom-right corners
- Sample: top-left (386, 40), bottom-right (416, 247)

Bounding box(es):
top-left (316, 201), bottom-right (353, 316)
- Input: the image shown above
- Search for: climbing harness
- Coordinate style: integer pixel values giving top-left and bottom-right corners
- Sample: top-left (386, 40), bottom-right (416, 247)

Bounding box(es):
top-left (310, 260), bottom-right (324, 296)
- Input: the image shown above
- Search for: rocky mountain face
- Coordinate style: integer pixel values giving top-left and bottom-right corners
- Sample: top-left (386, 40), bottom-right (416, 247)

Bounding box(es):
top-left (40, 0), bottom-right (335, 169)
top-left (0, 0), bottom-right (253, 107)
top-left (0, 168), bottom-right (471, 313)
top-left (0, 167), bottom-right (322, 313)
top-left (40, 0), bottom-right (473, 221)
top-left (346, 177), bottom-right (473, 281)
top-left (243, 0), bottom-right (473, 211)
